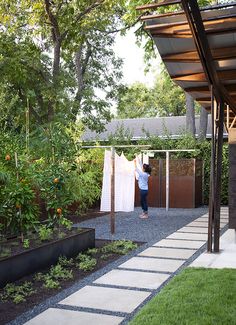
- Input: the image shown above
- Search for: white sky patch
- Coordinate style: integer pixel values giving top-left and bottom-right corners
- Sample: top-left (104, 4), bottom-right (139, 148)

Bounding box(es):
top-left (114, 27), bottom-right (161, 87)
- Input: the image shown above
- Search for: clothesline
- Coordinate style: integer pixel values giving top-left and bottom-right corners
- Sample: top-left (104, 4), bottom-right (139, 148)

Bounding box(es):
top-left (81, 145), bottom-right (151, 234)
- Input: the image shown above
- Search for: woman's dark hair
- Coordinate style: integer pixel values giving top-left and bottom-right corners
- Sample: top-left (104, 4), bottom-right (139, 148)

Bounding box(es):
top-left (143, 164), bottom-right (152, 175)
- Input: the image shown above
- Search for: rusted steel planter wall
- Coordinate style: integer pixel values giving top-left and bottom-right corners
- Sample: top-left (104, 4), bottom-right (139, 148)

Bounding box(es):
top-left (0, 228), bottom-right (95, 288)
top-left (135, 159), bottom-right (203, 208)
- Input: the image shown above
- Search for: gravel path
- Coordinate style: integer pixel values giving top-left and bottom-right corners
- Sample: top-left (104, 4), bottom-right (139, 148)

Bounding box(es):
top-left (77, 207), bottom-right (208, 243)
top-left (9, 206), bottom-right (210, 325)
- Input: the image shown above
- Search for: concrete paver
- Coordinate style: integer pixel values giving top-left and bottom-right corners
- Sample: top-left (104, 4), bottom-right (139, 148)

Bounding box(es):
top-left (191, 229), bottom-right (236, 269)
top-left (168, 232), bottom-right (208, 241)
top-left (177, 227), bottom-right (209, 234)
top-left (119, 256), bottom-right (184, 273)
top-left (94, 269), bottom-right (170, 289)
top-left (59, 285), bottom-right (151, 313)
top-left (138, 247), bottom-right (196, 259)
top-left (153, 239), bottom-right (205, 249)
top-left (21, 207), bottom-right (230, 325)
top-left (186, 221), bottom-right (227, 228)
top-left (24, 308), bottom-right (124, 325)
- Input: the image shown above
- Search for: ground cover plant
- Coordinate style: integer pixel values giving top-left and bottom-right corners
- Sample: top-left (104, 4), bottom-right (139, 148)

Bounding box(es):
top-left (0, 239), bottom-right (140, 325)
top-left (129, 267), bottom-right (236, 325)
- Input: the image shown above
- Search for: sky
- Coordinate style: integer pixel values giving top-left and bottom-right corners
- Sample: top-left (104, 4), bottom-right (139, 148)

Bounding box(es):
top-left (113, 27), bottom-right (161, 87)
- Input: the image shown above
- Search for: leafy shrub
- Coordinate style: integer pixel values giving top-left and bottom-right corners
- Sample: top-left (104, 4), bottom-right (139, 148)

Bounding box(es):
top-left (76, 253), bottom-right (97, 271)
top-left (0, 282), bottom-right (36, 304)
top-left (23, 239), bottom-right (30, 249)
top-left (38, 225), bottom-right (53, 241)
top-left (101, 240), bottom-right (138, 255)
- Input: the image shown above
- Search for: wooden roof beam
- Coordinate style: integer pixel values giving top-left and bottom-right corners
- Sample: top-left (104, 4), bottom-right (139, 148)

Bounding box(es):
top-left (145, 16), bottom-right (236, 32)
top-left (173, 70), bottom-right (236, 82)
top-left (163, 46), bottom-right (236, 62)
top-left (136, 0), bottom-right (181, 11)
top-left (184, 85), bottom-right (236, 94)
top-left (140, 2), bottom-right (236, 19)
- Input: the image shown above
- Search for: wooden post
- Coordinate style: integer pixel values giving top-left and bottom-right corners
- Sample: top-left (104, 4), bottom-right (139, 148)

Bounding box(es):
top-left (166, 151), bottom-right (170, 212)
top-left (110, 147), bottom-right (115, 234)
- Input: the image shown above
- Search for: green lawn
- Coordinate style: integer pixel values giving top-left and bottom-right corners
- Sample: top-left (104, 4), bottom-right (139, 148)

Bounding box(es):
top-left (129, 268), bottom-right (236, 325)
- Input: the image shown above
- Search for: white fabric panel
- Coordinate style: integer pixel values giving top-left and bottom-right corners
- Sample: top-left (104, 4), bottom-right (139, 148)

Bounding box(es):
top-left (100, 150), bottom-right (135, 212)
top-left (142, 153), bottom-right (149, 164)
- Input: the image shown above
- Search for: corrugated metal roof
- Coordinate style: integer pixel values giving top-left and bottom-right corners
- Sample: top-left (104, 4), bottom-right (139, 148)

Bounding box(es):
top-left (82, 115), bottom-right (227, 141)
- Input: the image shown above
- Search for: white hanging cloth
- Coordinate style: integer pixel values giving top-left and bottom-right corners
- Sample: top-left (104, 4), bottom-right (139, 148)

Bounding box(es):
top-left (142, 153), bottom-right (149, 164)
top-left (100, 150), bottom-right (135, 212)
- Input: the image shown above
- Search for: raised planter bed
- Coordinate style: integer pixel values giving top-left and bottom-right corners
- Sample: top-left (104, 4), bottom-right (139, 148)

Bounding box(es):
top-left (0, 228), bottom-right (95, 288)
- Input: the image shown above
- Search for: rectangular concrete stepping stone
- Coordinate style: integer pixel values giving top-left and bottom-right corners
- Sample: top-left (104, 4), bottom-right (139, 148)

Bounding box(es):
top-left (167, 232), bottom-right (207, 241)
top-left (24, 308), bottom-right (124, 325)
top-left (153, 239), bottom-right (205, 249)
top-left (197, 216), bottom-right (228, 221)
top-left (138, 247), bottom-right (196, 259)
top-left (177, 227), bottom-right (208, 234)
top-left (186, 221), bottom-right (208, 227)
top-left (119, 257), bottom-right (184, 273)
top-left (186, 222), bottom-right (226, 229)
top-left (59, 286), bottom-right (151, 313)
top-left (94, 269), bottom-right (170, 290)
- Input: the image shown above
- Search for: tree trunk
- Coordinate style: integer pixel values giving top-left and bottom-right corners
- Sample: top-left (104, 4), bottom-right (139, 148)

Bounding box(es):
top-left (199, 106), bottom-right (208, 141)
top-left (75, 46), bottom-right (84, 104)
top-left (185, 92), bottom-right (196, 137)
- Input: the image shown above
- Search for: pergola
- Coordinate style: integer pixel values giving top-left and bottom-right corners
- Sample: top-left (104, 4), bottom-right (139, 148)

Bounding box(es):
top-left (137, 0), bottom-right (236, 252)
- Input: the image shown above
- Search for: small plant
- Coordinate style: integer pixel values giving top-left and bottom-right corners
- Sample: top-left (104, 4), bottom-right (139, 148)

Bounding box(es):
top-left (0, 248), bottom-right (11, 259)
top-left (38, 225), bottom-right (53, 241)
top-left (0, 281), bottom-right (36, 304)
top-left (33, 272), bottom-right (44, 282)
top-left (41, 263), bottom-right (73, 290)
top-left (49, 264), bottom-right (73, 281)
top-left (76, 253), bottom-right (97, 271)
top-left (101, 240), bottom-right (138, 255)
top-left (58, 232), bottom-right (66, 239)
top-left (58, 256), bottom-right (74, 268)
top-left (43, 276), bottom-right (61, 290)
top-left (23, 239), bottom-right (30, 249)
top-left (101, 253), bottom-right (112, 260)
top-left (87, 248), bottom-right (98, 255)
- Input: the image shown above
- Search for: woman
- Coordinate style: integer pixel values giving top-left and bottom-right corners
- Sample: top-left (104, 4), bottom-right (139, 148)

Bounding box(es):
top-left (134, 157), bottom-right (152, 219)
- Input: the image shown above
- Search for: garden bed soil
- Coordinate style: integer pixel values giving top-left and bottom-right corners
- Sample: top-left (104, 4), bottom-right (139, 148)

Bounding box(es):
top-left (0, 239), bottom-right (143, 325)
top-left (68, 208), bottom-right (109, 224)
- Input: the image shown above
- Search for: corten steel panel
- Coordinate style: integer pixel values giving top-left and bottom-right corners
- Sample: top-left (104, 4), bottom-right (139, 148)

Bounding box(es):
top-left (135, 159), bottom-right (202, 208)
top-left (161, 177), bottom-right (195, 208)
top-left (195, 160), bottom-right (203, 207)
top-left (229, 144), bottom-right (236, 229)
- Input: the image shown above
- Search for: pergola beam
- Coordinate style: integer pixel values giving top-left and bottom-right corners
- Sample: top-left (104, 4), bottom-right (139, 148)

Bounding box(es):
top-left (163, 46), bottom-right (236, 62)
top-left (185, 84), bottom-right (236, 94)
top-left (145, 16), bottom-right (236, 36)
top-left (173, 70), bottom-right (236, 82)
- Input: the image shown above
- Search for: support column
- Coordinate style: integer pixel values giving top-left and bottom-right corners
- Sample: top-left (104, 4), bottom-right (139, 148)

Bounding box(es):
top-left (110, 147), bottom-right (115, 234)
top-left (213, 100), bottom-right (224, 252)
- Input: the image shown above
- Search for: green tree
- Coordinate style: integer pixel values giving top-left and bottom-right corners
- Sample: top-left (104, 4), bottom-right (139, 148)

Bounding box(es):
top-left (116, 82), bottom-right (158, 118)
top-left (0, 0), bottom-right (130, 130)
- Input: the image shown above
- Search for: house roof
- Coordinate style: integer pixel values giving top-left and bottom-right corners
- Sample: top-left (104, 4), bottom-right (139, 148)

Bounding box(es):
top-left (81, 115), bottom-right (227, 141)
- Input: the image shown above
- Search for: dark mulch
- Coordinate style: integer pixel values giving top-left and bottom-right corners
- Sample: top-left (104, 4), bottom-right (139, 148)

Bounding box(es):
top-left (0, 239), bottom-right (141, 325)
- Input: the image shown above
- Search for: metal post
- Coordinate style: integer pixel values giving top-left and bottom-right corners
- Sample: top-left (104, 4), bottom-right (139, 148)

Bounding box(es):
top-left (110, 147), bottom-right (115, 234)
top-left (166, 151), bottom-right (170, 212)
top-left (208, 87), bottom-right (215, 252)
top-left (214, 99), bottom-right (224, 252)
